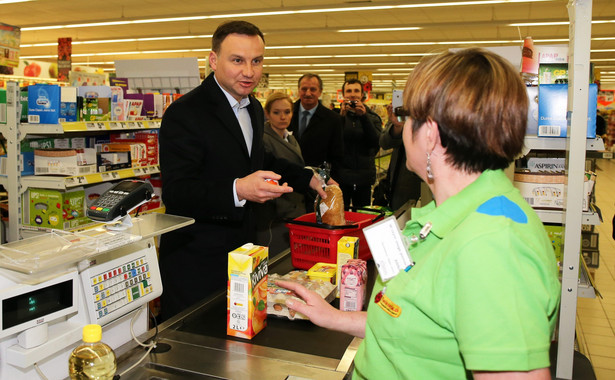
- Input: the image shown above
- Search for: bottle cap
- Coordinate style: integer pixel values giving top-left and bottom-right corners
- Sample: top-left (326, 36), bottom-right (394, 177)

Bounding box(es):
top-left (82, 324), bottom-right (102, 343)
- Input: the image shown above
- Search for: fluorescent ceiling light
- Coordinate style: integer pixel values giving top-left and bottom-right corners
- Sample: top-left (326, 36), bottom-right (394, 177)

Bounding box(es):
top-left (510, 19), bottom-right (615, 27)
top-left (338, 27), bottom-right (421, 33)
top-left (21, 0), bottom-right (552, 31)
top-left (0, 0), bottom-right (32, 4)
top-left (20, 35), bottom-right (212, 48)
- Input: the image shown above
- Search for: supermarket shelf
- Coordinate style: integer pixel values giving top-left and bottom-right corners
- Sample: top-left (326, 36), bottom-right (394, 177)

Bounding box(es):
top-left (523, 136), bottom-right (605, 154)
top-left (577, 260), bottom-right (597, 299)
top-left (20, 120), bottom-right (161, 135)
top-left (19, 206), bottom-right (166, 239)
top-left (586, 150), bottom-right (613, 159)
top-left (535, 205), bottom-right (602, 225)
top-left (20, 165), bottom-right (160, 190)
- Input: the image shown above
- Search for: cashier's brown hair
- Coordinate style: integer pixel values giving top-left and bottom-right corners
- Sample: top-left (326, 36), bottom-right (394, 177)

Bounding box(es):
top-left (212, 21), bottom-right (265, 53)
top-left (404, 48), bottom-right (528, 173)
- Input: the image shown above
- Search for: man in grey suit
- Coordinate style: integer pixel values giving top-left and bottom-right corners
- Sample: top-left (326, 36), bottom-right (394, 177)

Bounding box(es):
top-left (159, 21), bottom-right (327, 321)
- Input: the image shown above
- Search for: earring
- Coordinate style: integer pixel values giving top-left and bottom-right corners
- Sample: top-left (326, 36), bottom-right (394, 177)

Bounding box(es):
top-left (426, 153), bottom-right (434, 181)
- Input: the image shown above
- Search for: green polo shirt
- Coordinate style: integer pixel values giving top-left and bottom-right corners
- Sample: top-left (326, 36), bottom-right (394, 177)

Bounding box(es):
top-left (353, 169), bottom-right (560, 379)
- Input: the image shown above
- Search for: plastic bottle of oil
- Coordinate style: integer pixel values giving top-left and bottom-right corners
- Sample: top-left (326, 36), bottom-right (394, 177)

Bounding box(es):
top-left (68, 324), bottom-right (117, 380)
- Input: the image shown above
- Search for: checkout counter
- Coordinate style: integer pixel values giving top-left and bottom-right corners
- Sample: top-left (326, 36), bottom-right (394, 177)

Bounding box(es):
top-left (0, 204), bottom-right (411, 380)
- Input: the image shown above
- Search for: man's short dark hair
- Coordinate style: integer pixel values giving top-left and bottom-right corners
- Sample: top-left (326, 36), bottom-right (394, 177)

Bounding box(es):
top-left (298, 73), bottom-right (323, 91)
top-left (212, 21), bottom-right (265, 53)
top-left (342, 78), bottom-right (364, 95)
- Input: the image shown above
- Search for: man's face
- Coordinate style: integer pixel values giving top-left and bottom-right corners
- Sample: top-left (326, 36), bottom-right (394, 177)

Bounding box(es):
top-left (209, 33), bottom-right (265, 101)
top-left (298, 77), bottom-right (322, 110)
top-left (343, 82), bottom-right (363, 101)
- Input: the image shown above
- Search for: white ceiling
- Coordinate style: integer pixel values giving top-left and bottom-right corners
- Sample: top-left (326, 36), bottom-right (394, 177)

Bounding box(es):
top-left (2, 0), bottom-right (614, 93)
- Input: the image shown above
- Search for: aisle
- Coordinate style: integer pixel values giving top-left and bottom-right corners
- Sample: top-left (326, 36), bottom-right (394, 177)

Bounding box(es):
top-left (576, 158), bottom-right (615, 379)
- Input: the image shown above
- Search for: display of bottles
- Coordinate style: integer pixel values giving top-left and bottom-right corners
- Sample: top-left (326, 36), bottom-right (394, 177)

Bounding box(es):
top-left (68, 324), bottom-right (117, 380)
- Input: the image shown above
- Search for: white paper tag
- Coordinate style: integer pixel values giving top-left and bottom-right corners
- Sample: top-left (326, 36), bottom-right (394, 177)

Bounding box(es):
top-left (363, 216), bottom-right (412, 282)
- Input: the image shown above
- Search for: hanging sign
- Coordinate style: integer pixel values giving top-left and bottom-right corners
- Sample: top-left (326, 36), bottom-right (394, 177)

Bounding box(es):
top-left (58, 37), bottom-right (72, 82)
top-left (0, 22), bottom-right (20, 68)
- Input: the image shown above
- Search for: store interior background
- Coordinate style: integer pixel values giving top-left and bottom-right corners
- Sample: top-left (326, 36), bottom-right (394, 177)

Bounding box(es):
top-left (2, 0), bottom-right (615, 379)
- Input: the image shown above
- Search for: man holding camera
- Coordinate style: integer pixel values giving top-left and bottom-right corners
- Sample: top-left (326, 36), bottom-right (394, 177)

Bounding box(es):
top-left (337, 78), bottom-right (382, 208)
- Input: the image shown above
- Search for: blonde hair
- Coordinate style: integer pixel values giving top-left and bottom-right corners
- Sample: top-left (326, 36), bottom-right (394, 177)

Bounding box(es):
top-left (264, 92), bottom-right (293, 113)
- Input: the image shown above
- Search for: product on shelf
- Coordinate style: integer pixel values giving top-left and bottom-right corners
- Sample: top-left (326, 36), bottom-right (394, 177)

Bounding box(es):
top-left (26, 187), bottom-right (90, 230)
top-left (28, 84), bottom-right (61, 124)
top-left (537, 83), bottom-right (598, 138)
top-left (34, 148), bottom-right (97, 176)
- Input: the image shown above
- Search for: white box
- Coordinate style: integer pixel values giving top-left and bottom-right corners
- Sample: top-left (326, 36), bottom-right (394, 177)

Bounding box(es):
top-left (34, 149), bottom-right (97, 176)
top-left (514, 172), bottom-right (592, 211)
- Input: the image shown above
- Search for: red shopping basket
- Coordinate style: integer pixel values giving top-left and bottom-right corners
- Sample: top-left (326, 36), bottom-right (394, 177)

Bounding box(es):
top-left (286, 210), bottom-right (384, 270)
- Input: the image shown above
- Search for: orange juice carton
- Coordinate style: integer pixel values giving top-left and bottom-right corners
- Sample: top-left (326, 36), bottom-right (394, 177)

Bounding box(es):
top-left (340, 259), bottom-right (367, 312)
top-left (307, 262), bottom-right (337, 284)
top-left (336, 236), bottom-right (359, 297)
top-left (227, 243), bottom-right (268, 339)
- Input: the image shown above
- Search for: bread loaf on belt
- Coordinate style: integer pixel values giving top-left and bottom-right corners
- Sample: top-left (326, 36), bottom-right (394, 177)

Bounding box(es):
top-left (315, 185), bottom-right (346, 225)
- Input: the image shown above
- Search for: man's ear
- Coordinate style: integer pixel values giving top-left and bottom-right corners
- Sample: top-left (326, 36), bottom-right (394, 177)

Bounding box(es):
top-left (209, 51), bottom-right (217, 71)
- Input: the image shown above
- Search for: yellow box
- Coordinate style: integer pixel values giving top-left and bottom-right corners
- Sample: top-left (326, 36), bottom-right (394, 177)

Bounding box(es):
top-left (336, 236), bottom-right (359, 297)
top-left (307, 262), bottom-right (337, 284)
top-left (227, 243), bottom-right (268, 340)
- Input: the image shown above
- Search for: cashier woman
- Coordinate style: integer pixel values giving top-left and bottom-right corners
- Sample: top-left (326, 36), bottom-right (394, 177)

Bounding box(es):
top-left (278, 48), bottom-right (561, 379)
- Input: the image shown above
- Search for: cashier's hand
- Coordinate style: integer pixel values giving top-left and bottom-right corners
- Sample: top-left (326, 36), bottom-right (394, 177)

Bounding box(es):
top-left (276, 280), bottom-right (367, 339)
top-left (310, 176), bottom-right (339, 199)
top-left (236, 171), bottom-right (293, 203)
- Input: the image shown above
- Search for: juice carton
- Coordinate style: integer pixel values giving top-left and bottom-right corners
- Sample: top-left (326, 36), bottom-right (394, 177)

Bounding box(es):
top-left (227, 243), bottom-right (268, 339)
top-left (340, 259), bottom-right (367, 312)
top-left (336, 236), bottom-right (359, 297)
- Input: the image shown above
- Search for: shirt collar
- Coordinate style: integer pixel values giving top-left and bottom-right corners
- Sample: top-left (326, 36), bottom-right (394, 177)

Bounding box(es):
top-left (409, 170), bottom-right (515, 239)
top-left (299, 103), bottom-right (317, 117)
top-left (214, 74), bottom-right (251, 110)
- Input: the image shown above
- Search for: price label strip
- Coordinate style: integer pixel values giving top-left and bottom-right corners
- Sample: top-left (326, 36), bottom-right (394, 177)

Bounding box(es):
top-left (363, 216), bottom-right (413, 282)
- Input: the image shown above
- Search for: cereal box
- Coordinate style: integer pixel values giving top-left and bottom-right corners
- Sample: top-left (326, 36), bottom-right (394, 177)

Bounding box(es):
top-left (340, 259), bottom-right (367, 312)
top-left (336, 236), bottom-right (359, 297)
top-left (227, 244), bottom-right (268, 339)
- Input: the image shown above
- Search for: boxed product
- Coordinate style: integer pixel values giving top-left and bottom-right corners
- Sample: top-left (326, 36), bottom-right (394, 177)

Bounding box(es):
top-left (537, 83), bottom-right (598, 138)
top-left (340, 259), bottom-right (368, 312)
top-left (111, 131), bottom-right (159, 165)
top-left (78, 86), bottom-right (112, 122)
top-left (544, 224), bottom-right (563, 265)
top-left (581, 232), bottom-right (599, 251)
top-left (97, 151), bottom-right (132, 172)
top-left (538, 63), bottom-right (568, 85)
top-left (227, 243), bottom-right (269, 340)
top-left (97, 142), bottom-right (147, 167)
top-left (267, 271), bottom-right (336, 320)
top-left (526, 86), bottom-right (539, 135)
top-left (582, 250), bottom-right (599, 269)
top-left (26, 187), bottom-right (90, 230)
top-left (307, 263), bottom-right (337, 284)
top-left (526, 157), bottom-right (566, 173)
top-left (59, 86), bottom-right (78, 122)
top-left (336, 236), bottom-right (359, 297)
top-left (28, 84), bottom-right (61, 124)
top-left (34, 148), bottom-right (97, 176)
top-left (513, 171), bottom-right (594, 211)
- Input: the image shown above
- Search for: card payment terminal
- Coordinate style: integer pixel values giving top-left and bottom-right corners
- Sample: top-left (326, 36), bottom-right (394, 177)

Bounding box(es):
top-left (87, 180), bottom-right (153, 222)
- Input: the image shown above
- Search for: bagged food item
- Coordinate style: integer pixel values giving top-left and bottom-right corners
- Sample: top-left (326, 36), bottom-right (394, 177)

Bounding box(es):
top-left (315, 184), bottom-right (346, 225)
top-left (268, 271), bottom-right (336, 320)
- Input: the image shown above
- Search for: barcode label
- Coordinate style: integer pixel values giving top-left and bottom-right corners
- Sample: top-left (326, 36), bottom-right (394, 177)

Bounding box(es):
top-left (28, 114), bottom-right (40, 123)
top-left (36, 167), bottom-right (49, 174)
top-left (524, 197), bottom-right (534, 205)
top-left (229, 275), bottom-right (249, 332)
top-left (538, 125), bottom-right (561, 137)
top-left (78, 166), bottom-right (92, 174)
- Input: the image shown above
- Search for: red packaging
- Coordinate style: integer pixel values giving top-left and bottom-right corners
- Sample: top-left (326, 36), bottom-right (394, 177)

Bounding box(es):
top-left (340, 259), bottom-right (367, 311)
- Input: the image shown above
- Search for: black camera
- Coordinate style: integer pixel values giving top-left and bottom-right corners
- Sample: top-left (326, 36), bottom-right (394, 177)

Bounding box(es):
top-left (349, 100), bottom-right (358, 108)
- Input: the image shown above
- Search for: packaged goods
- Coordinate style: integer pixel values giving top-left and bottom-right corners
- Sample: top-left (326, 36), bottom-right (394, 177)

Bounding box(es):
top-left (267, 271), bottom-right (336, 320)
top-left (336, 236), bottom-right (359, 297)
top-left (34, 148), bottom-right (97, 176)
top-left (307, 262), bottom-right (337, 284)
top-left (227, 244), bottom-right (268, 340)
top-left (340, 259), bottom-right (367, 312)
top-left (26, 187), bottom-right (90, 230)
top-left (537, 83), bottom-right (597, 138)
top-left (315, 184), bottom-right (345, 225)
top-left (28, 84), bottom-right (61, 124)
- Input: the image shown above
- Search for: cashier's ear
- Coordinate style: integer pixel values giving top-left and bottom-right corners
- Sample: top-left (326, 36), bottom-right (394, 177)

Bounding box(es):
top-left (209, 51), bottom-right (218, 71)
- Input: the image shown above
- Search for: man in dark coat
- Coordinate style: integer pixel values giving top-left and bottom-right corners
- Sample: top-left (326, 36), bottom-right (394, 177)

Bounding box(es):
top-left (159, 21), bottom-right (326, 321)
